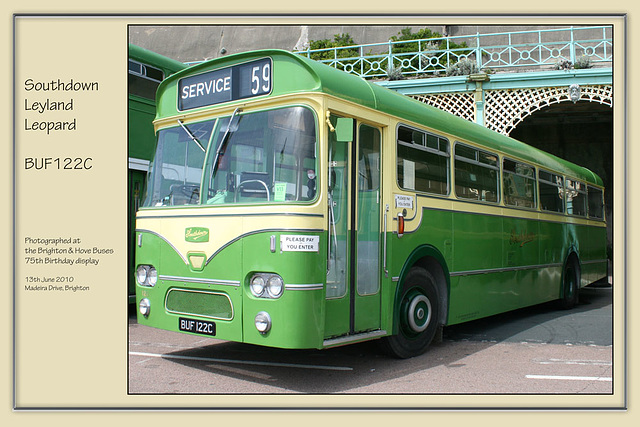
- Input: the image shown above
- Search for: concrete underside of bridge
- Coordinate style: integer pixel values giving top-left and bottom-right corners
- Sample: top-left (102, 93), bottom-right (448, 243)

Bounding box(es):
top-left (509, 102), bottom-right (614, 257)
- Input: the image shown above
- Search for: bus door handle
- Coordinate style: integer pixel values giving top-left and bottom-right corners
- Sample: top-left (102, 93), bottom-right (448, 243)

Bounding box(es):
top-left (384, 204), bottom-right (389, 277)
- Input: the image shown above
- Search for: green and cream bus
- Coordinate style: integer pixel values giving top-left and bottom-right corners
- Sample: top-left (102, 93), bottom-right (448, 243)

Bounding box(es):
top-left (134, 49), bottom-right (607, 358)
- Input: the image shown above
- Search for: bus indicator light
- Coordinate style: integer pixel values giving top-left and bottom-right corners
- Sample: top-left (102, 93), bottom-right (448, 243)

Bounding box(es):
top-left (397, 212), bottom-right (405, 238)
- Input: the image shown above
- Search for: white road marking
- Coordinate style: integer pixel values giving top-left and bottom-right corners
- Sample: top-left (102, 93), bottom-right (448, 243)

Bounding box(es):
top-left (526, 375), bottom-right (612, 382)
top-left (129, 351), bottom-right (353, 371)
top-left (537, 359), bottom-right (612, 366)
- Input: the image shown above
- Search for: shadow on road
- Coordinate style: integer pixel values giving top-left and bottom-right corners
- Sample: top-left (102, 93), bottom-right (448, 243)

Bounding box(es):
top-left (443, 285), bottom-right (613, 346)
top-left (137, 285), bottom-right (612, 394)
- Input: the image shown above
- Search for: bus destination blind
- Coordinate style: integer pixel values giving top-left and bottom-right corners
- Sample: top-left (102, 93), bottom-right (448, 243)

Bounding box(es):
top-left (178, 57), bottom-right (272, 110)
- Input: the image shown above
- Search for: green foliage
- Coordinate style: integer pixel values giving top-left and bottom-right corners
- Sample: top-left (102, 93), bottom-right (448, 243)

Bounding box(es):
top-left (308, 33), bottom-right (358, 60)
top-left (446, 58), bottom-right (479, 76)
top-left (307, 33), bottom-right (362, 74)
top-left (574, 55), bottom-right (593, 69)
top-left (554, 58), bottom-right (573, 71)
top-left (554, 56), bottom-right (593, 71)
top-left (386, 66), bottom-right (405, 81)
top-left (390, 27), bottom-right (471, 72)
top-left (390, 27), bottom-right (444, 52)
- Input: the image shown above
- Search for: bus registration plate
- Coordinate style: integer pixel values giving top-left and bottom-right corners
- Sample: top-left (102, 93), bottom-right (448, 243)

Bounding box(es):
top-left (179, 317), bottom-right (216, 336)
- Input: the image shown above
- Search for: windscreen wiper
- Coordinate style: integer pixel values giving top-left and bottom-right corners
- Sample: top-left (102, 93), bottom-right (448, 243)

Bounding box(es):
top-left (177, 119), bottom-right (206, 152)
top-left (211, 107), bottom-right (242, 176)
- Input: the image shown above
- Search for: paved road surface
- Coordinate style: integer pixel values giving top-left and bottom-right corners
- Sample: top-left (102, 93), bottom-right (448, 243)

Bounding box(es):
top-left (128, 285), bottom-right (614, 397)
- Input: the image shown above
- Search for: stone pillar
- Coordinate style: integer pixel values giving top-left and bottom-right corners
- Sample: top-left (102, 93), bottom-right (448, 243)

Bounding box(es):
top-left (467, 73), bottom-right (490, 126)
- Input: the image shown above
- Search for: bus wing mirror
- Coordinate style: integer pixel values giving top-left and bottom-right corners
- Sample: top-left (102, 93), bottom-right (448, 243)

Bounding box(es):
top-left (334, 118), bottom-right (353, 142)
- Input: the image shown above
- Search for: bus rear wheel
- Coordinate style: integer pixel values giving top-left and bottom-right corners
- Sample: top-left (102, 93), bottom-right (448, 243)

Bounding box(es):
top-left (381, 267), bottom-right (440, 359)
top-left (559, 257), bottom-right (580, 309)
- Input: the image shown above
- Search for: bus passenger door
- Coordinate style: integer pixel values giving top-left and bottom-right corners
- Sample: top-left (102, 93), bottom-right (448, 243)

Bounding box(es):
top-left (354, 124), bottom-right (381, 332)
top-left (325, 115), bottom-right (382, 339)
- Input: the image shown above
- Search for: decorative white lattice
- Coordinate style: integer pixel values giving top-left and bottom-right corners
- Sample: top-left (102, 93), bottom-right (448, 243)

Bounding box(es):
top-left (412, 92), bottom-right (476, 122)
top-left (411, 85), bottom-right (612, 136)
top-left (484, 85), bottom-right (613, 135)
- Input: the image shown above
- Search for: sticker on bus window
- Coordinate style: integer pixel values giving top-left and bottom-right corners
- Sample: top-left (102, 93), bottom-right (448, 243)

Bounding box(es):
top-left (274, 182), bottom-right (287, 202)
top-left (280, 235), bottom-right (319, 252)
top-left (403, 159), bottom-right (415, 190)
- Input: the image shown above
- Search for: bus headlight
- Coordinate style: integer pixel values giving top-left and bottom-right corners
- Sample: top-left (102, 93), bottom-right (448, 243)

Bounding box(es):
top-left (249, 273), bottom-right (284, 299)
top-left (267, 275), bottom-right (284, 298)
top-left (250, 275), bottom-right (266, 297)
top-left (254, 311), bottom-right (272, 334)
top-left (136, 265), bottom-right (157, 287)
top-left (136, 265), bottom-right (148, 285)
top-left (147, 267), bottom-right (158, 286)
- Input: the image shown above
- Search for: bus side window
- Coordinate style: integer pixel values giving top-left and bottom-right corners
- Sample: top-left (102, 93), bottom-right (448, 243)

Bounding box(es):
top-left (566, 179), bottom-right (587, 217)
top-left (539, 170), bottom-right (564, 213)
top-left (454, 143), bottom-right (499, 203)
top-left (503, 158), bottom-right (536, 209)
top-left (588, 186), bottom-right (604, 219)
top-left (396, 125), bottom-right (449, 195)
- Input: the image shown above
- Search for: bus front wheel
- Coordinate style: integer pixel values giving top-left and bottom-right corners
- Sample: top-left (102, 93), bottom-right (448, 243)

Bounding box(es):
top-left (381, 267), bottom-right (441, 359)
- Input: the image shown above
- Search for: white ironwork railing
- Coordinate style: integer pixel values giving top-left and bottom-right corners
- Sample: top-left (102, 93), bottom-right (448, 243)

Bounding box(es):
top-left (294, 26), bottom-right (612, 79)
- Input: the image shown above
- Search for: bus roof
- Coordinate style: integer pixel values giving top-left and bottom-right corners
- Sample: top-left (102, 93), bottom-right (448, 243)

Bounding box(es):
top-left (156, 49), bottom-right (603, 187)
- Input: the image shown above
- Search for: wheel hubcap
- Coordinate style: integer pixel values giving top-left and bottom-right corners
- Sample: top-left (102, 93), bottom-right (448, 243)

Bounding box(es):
top-left (407, 294), bottom-right (432, 333)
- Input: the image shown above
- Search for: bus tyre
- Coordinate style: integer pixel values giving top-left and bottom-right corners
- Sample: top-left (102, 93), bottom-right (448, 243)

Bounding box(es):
top-left (559, 258), bottom-right (580, 310)
top-left (381, 267), bottom-right (440, 359)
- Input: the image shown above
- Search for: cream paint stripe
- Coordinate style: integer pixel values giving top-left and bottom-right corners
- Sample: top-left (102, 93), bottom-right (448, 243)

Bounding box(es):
top-left (136, 229), bottom-right (188, 264)
top-left (205, 227), bottom-right (324, 265)
top-left (137, 213), bottom-right (325, 260)
top-left (411, 195), bottom-right (605, 223)
top-left (136, 211), bottom-right (325, 219)
top-left (136, 226), bottom-right (324, 267)
top-left (400, 197), bottom-right (606, 234)
top-left (129, 351), bottom-right (353, 372)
